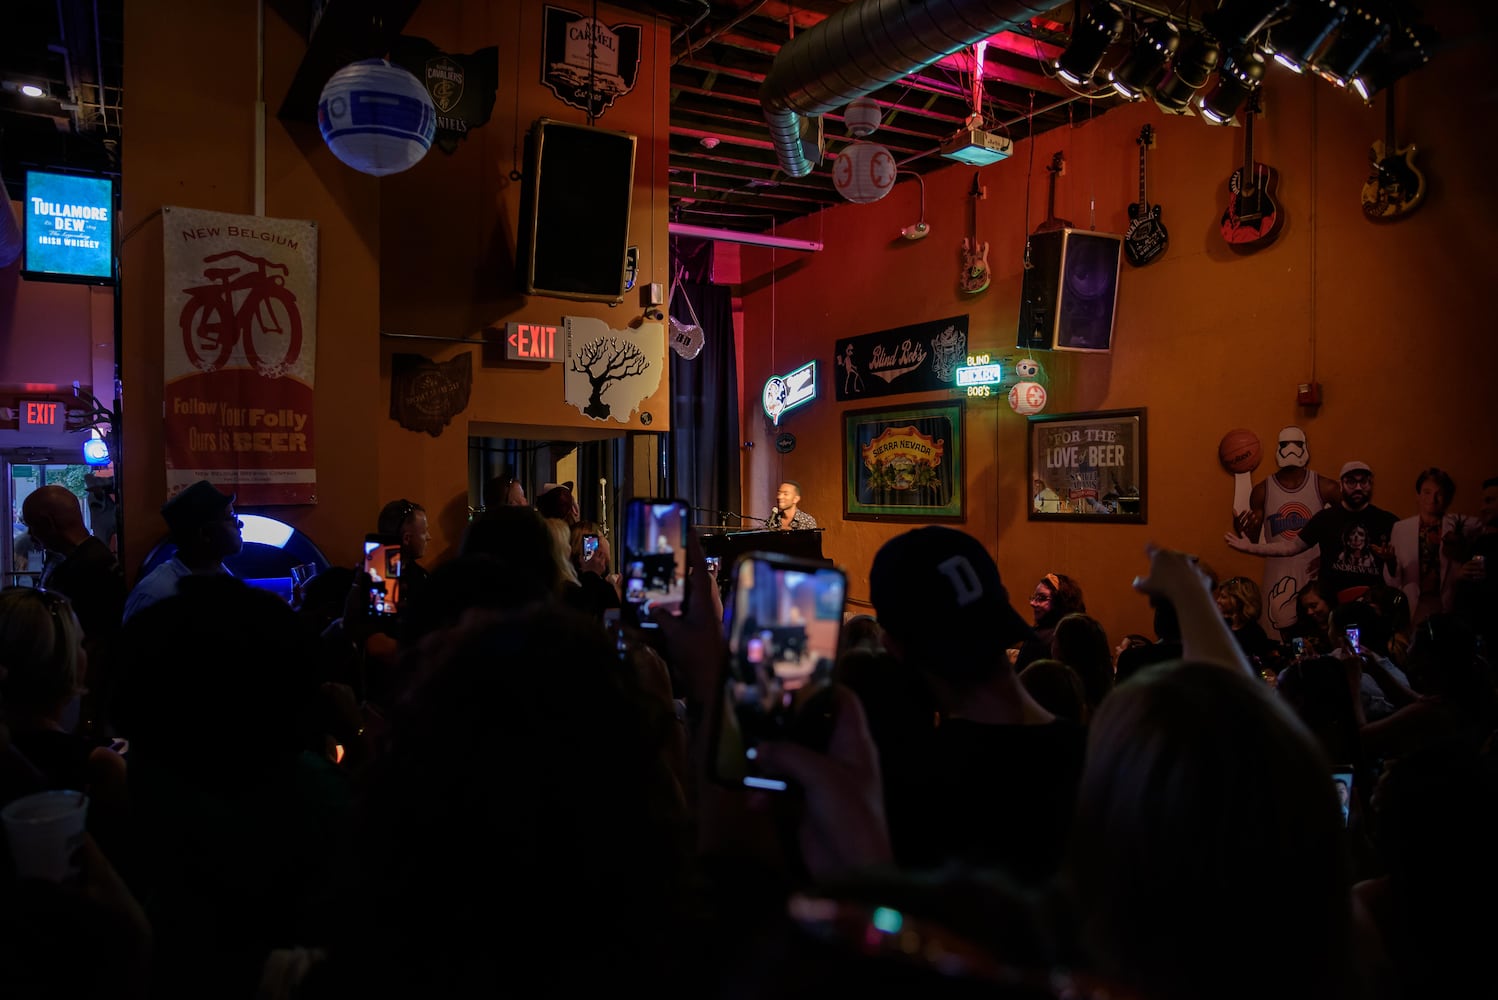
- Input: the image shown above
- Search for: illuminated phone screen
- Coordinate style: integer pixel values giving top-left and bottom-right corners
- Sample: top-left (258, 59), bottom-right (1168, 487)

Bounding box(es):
top-left (718, 556), bottom-right (847, 790)
top-left (363, 540), bottom-right (402, 616)
top-left (622, 500), bottom-right (688, 626)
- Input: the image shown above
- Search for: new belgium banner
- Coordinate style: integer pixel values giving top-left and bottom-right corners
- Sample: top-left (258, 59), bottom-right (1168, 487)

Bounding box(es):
top-left (162, 206), bottom-right (318, 505)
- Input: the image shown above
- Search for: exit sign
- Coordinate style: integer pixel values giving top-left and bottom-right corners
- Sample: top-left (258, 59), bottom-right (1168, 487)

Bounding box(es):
top-left (504, 322), bottom-right (562, 363)
top-left (21, 400), bottom-right (63, 429)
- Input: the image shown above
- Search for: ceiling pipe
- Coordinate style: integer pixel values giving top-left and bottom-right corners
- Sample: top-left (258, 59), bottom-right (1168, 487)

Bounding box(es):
top-left (668, 221), bottom-right (823, 252)
top-left (760, 0), bottom-right (1064, 177)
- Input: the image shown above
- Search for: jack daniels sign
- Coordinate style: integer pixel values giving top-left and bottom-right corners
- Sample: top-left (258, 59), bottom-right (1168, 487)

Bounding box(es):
top-left (833, 315), bottom-right (969, 402)
top-left (389, 37), bottom-right (499, 154)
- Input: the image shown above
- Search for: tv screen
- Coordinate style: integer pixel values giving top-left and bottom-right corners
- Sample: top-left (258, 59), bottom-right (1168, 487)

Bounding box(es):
top-left (23, 170), bottom-right (116, 283)
top-left (520, 119), bottom-right (635, 303)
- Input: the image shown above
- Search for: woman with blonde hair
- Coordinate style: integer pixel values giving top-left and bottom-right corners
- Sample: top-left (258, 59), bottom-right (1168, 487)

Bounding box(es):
top-left (0, 587), bottom-right (127, 843)
top-left (1214, 576), bottom-right (1274, 663)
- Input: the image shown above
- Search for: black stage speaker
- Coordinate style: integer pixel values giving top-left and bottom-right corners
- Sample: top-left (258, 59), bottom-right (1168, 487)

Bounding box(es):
top-left (520, 118), bottom-right (637, 303)
top-left (1016, 228), bottom-right (1123, 353)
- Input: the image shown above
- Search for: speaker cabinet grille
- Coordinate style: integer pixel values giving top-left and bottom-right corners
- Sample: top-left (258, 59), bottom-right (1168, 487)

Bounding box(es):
top-left (1016, 229), bottom-right (1123, 353)
top-left (520, 118), bottom-right (637, 303)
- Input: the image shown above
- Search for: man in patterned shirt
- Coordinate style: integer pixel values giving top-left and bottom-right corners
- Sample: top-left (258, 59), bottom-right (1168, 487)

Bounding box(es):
top-left (769, 480), bottom-right (817, 531)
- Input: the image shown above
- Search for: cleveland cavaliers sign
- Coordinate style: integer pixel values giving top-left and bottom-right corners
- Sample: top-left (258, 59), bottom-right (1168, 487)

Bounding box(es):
top-left (541, 5), bottom-right (642, 118)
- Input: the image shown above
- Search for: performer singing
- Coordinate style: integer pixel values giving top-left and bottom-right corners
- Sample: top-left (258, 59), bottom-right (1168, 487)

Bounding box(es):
top-left (769, 480), bottom-right (818, 531)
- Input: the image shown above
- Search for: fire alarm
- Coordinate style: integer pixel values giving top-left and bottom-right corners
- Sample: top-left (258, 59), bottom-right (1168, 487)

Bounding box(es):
top-left (1296, 381), bottom-right (1322, 406)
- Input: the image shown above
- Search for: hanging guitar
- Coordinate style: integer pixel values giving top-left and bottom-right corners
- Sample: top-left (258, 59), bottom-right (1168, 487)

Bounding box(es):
top-left (1124, 125), bottom-right (1168, 266)
top-left (1035, 152), bottom-right (1072, 233)
top-left (1219, 94), bottom-right (1283, 251)
top-left (1361, 83), bottom-right (1426, 221)
top-left (959, 172), bottom-right (991, 294)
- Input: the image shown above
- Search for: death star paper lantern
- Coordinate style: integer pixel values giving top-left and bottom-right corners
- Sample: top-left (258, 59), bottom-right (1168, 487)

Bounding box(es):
top-left (1009, 381), bottom-right (1048, 415)
top-left (318, 59), bottom-right (437, 176)
top-left (832, 141), bottom-right (897, 204)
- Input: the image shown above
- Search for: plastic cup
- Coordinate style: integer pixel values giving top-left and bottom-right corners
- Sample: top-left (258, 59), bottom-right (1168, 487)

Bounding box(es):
top-left (2, 789), bottom-right (89, 883)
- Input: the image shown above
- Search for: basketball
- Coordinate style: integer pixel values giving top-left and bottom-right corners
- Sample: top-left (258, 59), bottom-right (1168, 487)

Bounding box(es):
top-left (1218, 428), bottom-right (1261, 474)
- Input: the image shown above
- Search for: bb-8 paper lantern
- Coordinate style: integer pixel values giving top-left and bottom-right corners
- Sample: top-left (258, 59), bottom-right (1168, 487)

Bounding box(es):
top-left (318, 59), bottom-right (436, 176)
top-left (1009, 381), bottom-right (1048, 414)
top-left (832, 141), bottom-right (897, 203)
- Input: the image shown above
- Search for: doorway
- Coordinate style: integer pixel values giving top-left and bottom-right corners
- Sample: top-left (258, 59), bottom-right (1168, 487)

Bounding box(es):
top-left (5, 455), bottom-right (116, 587)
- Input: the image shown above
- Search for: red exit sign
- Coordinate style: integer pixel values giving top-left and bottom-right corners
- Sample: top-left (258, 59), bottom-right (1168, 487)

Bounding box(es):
top-left (21, 400), bottom-right (63, 429)
top-left (504, 322), bottom-right (562, 363)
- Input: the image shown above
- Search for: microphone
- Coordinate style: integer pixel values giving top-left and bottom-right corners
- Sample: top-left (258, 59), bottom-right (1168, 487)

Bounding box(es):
top-left (769, 506), bottom-right (780, 527)
top-left (598, 478), bottom-right (608, 536)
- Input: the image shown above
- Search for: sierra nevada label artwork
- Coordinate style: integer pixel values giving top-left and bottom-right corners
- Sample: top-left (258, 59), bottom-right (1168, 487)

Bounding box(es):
top-left (843, 401), bottom-right (965, 521)
top-left (541, 5), bottom-right (642, 118)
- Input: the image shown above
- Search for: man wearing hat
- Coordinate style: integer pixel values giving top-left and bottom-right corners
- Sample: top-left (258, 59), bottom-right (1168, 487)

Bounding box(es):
top-left (864, 526), bottom-right (1086, 884)
top-left (535, 481), bottom-right (580, 525)
top-left (123, 480), bottom-right (243, 622)
top-left (1226, 460), bottom-right (1398, 605)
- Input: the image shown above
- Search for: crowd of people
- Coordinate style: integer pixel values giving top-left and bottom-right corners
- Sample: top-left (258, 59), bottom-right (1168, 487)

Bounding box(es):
top-left (0, 468), bottom-right (1494, 999)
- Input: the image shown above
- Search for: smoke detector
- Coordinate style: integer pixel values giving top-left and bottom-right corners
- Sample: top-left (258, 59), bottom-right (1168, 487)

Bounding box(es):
top-left (699, 136), bottom-right (721, 149)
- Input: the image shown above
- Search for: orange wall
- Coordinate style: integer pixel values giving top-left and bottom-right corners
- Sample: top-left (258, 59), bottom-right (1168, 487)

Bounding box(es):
top-left (376, 0), bottom-right (672, 562)
top-left (120, 4), bottom-right (382, 579)
top-left (738, 6), bottom-right (1498, 640)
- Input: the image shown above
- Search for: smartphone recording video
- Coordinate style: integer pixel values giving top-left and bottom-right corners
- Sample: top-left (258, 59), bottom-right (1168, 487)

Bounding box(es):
top-left (1332, 767), bottom-right (1354, 827)
top-left (622, 499), bottom-right (689, 627)
top-left (363, 534), bottom-right (402, 617)
top-left (717, 554), bottom-right (847, 792)
top-left (1345, 626), bottom-right (1361, 654)
top-left (582, 533), bottom-right (600, 562)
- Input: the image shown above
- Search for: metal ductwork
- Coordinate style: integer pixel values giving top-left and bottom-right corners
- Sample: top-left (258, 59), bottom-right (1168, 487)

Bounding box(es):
top-left (761, 0), bottom-right (1063, 177)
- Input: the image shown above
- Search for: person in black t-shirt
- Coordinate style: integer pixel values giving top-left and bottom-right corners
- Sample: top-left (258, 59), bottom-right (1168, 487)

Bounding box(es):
top-left (1227, 460), bottom-right (1398, 604)
top-left (865, 527), bottom-right (1086, 885)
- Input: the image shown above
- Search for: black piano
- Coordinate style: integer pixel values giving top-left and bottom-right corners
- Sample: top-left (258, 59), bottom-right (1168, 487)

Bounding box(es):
top-left (700, 529), bottom-right (828, 600)
top-left (700, 528), bottom-right (825, 567)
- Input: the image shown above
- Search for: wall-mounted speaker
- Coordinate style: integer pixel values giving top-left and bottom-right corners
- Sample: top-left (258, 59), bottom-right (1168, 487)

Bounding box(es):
top-left (519, 118), bottom-right (637, 303)
top-left (1016, 228), bottom-right (1123, 353)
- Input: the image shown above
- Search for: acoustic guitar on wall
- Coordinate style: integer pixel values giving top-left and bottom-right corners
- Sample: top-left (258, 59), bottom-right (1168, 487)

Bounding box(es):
top-left (1124, 125), bottom-right (1168, 266)
top-left (1219, 95), bottom-right (1283, 251)
top-left (1362, 84), bottom-right (1426, 221)
top-left (1035, 152), bottom-right (1072, 233)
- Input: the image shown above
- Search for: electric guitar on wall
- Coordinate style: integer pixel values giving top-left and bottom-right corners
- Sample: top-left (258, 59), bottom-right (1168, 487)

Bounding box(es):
top-left (1124, 125), bottom-right (1168, 266)
top-left (1361, 84), bottom-right (1426, 221)
top-left (960, 172), bottom-right (991, 294)
top-left (1035, 152), bottom-right (1073, 233)
top-left (1219, 95), bottom-right (1282, 250)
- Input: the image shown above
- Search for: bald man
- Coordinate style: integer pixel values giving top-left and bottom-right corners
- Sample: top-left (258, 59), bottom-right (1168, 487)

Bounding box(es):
top-left (21, 485), bottom-right (126, 734)
top-left (21, 486), bottom-right (125, 636)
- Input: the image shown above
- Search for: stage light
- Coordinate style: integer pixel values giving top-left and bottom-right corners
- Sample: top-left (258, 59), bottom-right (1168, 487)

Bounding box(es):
top-left (1350, 22), bottom-right (1432, 100)
top-left (1202, 0), bottom-right (1291, 47)
top-left (1155, 33), bottom-right (1221, 114)
top-left (1109, 19), bottom-right (1181, 100)
top-left (1267, 0), bottom-right (1348, 73)
top-left (1054, 1), bottom-right (1127, 87)
top-left (1199, 48), bottom-right (1267, 124)
top-left (1313, 5), bottom-right (1390, 87)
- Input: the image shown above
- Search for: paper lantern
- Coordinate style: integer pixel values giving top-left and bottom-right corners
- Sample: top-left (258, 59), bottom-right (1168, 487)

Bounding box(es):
top-left (1009, 381), bottom-right (1048, 414)
top-left (832, 141), bottom-right (897, 204)
top-left (318, 59), bottom-right (436, 176)
top-left (843, 97), bottom-right (882, 137)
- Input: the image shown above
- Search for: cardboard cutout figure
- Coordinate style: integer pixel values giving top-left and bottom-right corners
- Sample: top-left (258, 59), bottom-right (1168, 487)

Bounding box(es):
top-left (1231, 425), bottom-right (1342, 635)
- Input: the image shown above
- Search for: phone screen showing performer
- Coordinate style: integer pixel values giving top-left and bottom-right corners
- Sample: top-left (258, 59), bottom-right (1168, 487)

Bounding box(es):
top-left (716, 554), bottom-right (846, 792)
top-left (622, 499), bottom-right (689, 627)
